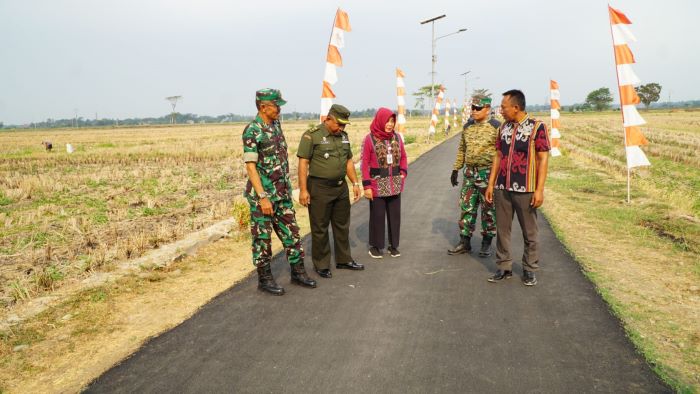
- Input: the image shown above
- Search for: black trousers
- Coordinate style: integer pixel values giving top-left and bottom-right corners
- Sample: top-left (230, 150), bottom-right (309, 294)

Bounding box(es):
top-left (368, 194), bottom-right (401, 250)
top-left (308, 177), bottom-right (352, 270)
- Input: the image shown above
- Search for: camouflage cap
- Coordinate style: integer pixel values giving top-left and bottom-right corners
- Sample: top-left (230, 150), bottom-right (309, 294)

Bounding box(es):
top-left (255, 88), bottom-right (287, 106)
top-left (328, 104), bottom-right (351, 124)
top-left (471, 94), bottom-right (492, 107)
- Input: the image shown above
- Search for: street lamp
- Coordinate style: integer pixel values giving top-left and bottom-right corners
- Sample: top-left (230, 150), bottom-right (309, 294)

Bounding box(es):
top-left (420, 15), bottom-right (467, 109)
top-left (459, 71), bottom-right (471, 103)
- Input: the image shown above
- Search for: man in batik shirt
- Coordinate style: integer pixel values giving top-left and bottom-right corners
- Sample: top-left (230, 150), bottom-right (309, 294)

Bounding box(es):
top-left (485, 90), bottom-right (551, 286)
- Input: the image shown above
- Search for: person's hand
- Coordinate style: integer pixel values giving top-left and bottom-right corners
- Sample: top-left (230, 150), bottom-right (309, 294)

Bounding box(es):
top-left (260, 197), bottom-right (273, 215)
top-left (352, 184), bottom-right (361, 202)
top-left (531, 189), bottom-right (544, 208)
top-left (364, 188), bottom-right (373, 200)
top-left (485, 185), bottom-right (494, 204)
top-left (450, 170), bottom-right (459, 187)
top-left (299, 190), bottom-right (310, 207)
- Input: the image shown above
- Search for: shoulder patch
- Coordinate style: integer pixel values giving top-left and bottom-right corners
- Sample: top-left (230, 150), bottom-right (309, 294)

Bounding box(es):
top-left (488, 118), bottom-right (502, 129)
top-left (303, 134), bottom-right (312, 140)
top-left (463, 118), bottom-right (476, 130)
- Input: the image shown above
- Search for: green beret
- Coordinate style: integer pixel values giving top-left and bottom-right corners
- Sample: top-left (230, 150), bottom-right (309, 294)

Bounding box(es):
top-left (471, 95), bottom-right (492, 106)
top-left (256, 88), bottom-right (287, 106)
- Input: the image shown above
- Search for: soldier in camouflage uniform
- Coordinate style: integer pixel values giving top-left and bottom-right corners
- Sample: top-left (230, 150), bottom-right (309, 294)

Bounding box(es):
top-left (448, 95), bottom-right (501, 257)
top-left (242, 89), bottom-right (316, 295)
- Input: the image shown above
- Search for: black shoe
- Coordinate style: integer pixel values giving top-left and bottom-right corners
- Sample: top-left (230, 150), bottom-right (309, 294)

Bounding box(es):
top-left (447, 236), bottom-right (471, 255)
top-left (523, 271), bottom-right (538, 286)
top-left (478, 236), bottom-right (493, 257)
top-left (388, 247), bottom-right (400, 257)
top-left (487, 269), bottom-right (513, 283)
top-left (368, 247), bottom-right (383, 259)
top-left (257, 265), bottom-right (285, 295)
top-left (314, 268), bottom-right (332, 278)
top-left (336, 261), bottom-right (364, 270)
top-left (290, 262), bottom-right (317, 288)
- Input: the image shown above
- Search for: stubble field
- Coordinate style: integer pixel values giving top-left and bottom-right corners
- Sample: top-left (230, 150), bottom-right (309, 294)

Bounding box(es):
top-left (541, 109), bottom-right (700, 391)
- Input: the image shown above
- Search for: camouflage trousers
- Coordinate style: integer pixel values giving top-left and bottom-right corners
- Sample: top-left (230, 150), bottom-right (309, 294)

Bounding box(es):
top-left (248, 196), bottom-right (304, 267)
top-left (458, 166), bottom-right (496, 238)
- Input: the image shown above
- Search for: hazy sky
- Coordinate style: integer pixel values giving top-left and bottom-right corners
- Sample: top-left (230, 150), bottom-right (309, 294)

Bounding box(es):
top-left (1, 0), bottom-right (697, 124)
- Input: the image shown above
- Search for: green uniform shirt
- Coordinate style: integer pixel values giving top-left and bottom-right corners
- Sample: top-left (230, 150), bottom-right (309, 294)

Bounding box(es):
top-left (297, 123), bottom-right (353, 180)
top-left (454, 117), bottom-right (501, 170)
top-left (242, 115), bottom-right (292, 202)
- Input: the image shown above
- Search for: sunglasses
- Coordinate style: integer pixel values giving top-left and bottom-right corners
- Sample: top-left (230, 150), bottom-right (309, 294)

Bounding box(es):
top-left (471, 105), bottom-right (485, 111)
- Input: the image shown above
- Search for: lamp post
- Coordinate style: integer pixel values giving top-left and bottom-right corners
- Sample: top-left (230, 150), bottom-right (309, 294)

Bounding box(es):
top-left (459, 71), bottom-right (471, 103)
top-left (420, 15), bottom-right (466, 110)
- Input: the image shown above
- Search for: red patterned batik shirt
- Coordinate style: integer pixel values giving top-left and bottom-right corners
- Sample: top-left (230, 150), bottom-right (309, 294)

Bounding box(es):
top-left (495, 114), bottom-right (551, 193)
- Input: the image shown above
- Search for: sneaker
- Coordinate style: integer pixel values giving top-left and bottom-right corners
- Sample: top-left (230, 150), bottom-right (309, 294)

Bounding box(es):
top-left (487, 270), bottom-right (513, 283)
top-left (523, 271), bottom-right (538, 286)
top-left (388, 247), bottom-right (401, 257)
top-left (368, 247), bottom-right (383, 259)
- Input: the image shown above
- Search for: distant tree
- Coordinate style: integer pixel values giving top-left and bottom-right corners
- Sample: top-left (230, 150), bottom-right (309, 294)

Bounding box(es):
top-left (413, 84), bottom-right (442, 110)
top-left (585, 87), bottom-right (613, 111)
top-left (635, 83), bottom-right (662, 109)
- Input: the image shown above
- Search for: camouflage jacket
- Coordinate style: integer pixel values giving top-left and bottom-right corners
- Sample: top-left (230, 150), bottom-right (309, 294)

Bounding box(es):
top-left (453, 117), bottom-right (501, 170)
top-left (242, 115), bottom-right (292, 202)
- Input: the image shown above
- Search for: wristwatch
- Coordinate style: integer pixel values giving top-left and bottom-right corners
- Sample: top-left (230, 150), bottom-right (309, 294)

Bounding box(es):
top-left (353, 182), bottom-right (361, 187)
top-left (258, 191), bottom-right (269, 199)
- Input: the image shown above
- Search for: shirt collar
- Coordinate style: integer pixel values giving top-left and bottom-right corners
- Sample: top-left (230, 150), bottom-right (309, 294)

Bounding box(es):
top-left (516, 112), bottom-right (529, 126)
top-left (255, 114), bottom-right (275, 129)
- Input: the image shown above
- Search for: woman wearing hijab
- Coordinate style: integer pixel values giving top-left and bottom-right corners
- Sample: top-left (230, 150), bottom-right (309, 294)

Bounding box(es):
top-left (361, 107), bottom-right (408, 258)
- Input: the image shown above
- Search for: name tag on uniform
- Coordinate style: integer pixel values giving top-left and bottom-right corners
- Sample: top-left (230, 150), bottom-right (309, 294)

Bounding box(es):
top-left (341, 140), bottom-right (350, 144)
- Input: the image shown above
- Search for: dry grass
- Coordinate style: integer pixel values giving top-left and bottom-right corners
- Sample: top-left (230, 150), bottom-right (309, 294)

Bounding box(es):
top-left (542, 109), bottom-right (700, 392)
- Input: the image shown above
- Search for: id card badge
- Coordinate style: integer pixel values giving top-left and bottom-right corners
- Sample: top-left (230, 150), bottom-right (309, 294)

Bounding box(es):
top-left (386, 153), bottom-right (393, 165)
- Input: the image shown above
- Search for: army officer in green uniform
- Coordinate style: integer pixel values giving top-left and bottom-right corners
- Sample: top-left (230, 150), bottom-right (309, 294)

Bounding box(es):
top-left (297, 104), bottom-right (364, 278)
top-left (243, 88), bottom-right (316, 295)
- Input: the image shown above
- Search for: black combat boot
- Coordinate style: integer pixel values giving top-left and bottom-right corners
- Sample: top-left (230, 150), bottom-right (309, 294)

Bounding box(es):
top-left (447, 235), bottom-right (471, 255)
top-left (290, 261), bottom-right (317, 288)
top-left (257, 264), bottom-right (285, 296)
top-left (478, 236), bottom-right (493, 257)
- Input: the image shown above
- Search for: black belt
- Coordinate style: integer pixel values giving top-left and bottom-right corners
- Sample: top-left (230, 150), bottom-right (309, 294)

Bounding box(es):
top-left (369, 167), bottom-right (401, 178)
top-left (309, 176), bottom-right (346, 186)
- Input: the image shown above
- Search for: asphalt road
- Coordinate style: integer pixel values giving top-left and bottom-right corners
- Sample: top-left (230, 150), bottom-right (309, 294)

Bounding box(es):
top-left (86, 134), bottom-right (669, 393)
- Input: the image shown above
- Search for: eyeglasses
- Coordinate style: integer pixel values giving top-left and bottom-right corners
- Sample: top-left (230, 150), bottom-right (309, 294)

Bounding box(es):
top-left (471, 105), bottom-right (485, 111)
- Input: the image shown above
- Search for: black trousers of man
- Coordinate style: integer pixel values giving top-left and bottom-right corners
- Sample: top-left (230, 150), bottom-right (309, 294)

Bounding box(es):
top-left (308, 177), bottom-right (353, 270)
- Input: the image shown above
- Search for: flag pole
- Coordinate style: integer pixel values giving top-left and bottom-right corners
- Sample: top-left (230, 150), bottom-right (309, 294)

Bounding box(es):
top-left (608, 4), bottom-right (631, 203)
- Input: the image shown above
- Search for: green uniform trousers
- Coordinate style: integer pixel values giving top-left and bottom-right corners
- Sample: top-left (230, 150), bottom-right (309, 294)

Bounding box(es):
top-left (247, 196), bottom-right (304, 267)
top-left (307, 177), bottom-right (353, 270)
top-left (459, 166), bottom-right (496, 238)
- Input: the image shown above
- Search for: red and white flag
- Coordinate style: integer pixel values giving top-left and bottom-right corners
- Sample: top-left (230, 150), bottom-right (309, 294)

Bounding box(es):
top-left (550, 80), bottom-right (562, 157)
top-left (428, 86), bottom-right (445, 136)
top-left (452, 99), bottom-right (458, 128)
top-left (396, 68), bottom-right (407, 134)
top-left (609, 6), bottom-right (650, 169)
top-left (320, 8), bottom-right (351, 121)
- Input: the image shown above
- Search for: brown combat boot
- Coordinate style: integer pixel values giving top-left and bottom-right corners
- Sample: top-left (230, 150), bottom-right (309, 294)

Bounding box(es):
top-left (447, 236), bottom-right (471, 255)
top-left (257, 264), bottom-right (285, 296)
top-left (290, 261), bottom-right (317, 288)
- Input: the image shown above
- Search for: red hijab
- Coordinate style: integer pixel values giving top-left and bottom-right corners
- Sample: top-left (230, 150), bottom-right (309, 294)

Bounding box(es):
top-left (369, 107), bottom-right (397, 140)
